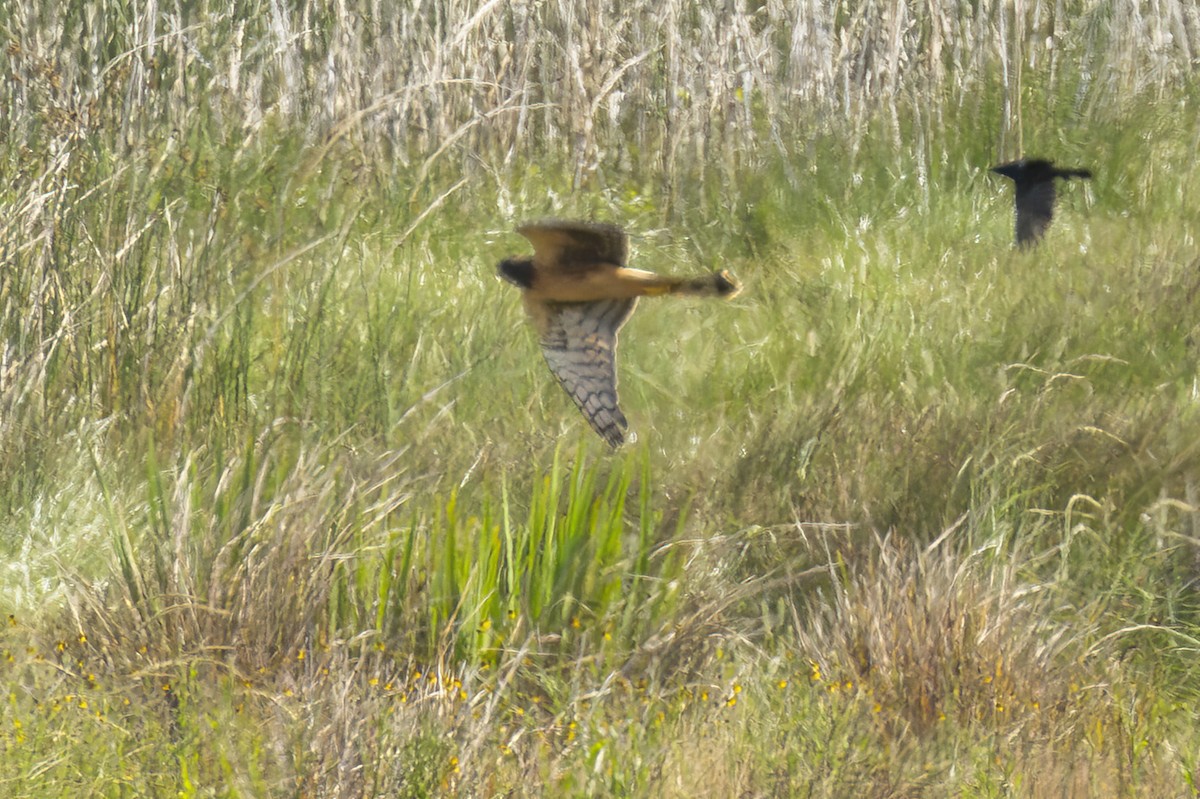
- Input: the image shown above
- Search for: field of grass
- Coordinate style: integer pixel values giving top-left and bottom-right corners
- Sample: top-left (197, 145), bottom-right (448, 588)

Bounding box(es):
top-left (2, 0), bottom-right (1200, 796)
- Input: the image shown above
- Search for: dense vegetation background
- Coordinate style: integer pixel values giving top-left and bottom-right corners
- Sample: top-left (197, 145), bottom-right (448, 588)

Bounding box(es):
top-left (2, 0), bottom-right (1199, 795)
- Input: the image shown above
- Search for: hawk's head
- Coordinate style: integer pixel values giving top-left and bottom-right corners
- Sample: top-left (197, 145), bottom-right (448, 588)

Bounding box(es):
top-left (497, 257), bottom-right (535, 289)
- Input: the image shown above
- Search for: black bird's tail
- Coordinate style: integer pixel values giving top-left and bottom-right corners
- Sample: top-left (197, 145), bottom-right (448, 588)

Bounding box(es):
top-left (1056, 167), bottom-right (1092, 180)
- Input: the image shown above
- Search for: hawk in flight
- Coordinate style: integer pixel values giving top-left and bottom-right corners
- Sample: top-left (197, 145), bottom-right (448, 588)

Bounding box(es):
top-left (991, 158), bottom-right (1092, 248)
top-left (498, 219), bottom-right (741, 448)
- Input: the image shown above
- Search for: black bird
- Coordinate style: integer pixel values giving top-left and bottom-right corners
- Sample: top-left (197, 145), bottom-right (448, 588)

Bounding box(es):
top-left (991, 158), bottom-right (1092, 247)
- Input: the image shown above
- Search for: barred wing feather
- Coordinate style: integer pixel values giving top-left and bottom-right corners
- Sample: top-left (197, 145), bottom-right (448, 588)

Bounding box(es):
top-left (538, 298), bottom-right (637, 448)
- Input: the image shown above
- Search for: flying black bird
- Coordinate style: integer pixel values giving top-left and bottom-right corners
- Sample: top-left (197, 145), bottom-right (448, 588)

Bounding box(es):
top-left (991, 158), bottom-right (1092, 247)
top-left (498, 219), bottom-right (741, 448)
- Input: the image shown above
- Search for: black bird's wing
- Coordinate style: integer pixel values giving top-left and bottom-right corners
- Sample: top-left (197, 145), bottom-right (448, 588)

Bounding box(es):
top-left (1014, 180), bottom-right (1057, 247)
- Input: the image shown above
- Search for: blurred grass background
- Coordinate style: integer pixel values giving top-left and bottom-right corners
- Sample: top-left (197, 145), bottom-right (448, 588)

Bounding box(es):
top-left (1, 0), bottom-right (1199, 795)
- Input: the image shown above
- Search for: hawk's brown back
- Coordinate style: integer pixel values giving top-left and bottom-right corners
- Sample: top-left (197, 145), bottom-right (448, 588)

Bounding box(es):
top-left (516, 219), bottom-right (629, 271)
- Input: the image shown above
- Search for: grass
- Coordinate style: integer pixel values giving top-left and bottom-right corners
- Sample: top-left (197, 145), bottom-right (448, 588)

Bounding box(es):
top-left (2, 0), bottom-right (1200, 796)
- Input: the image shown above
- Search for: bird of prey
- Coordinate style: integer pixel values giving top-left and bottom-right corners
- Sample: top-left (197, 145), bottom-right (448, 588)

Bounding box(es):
top-left (991, 158), bottom-right (1092, 248)
top-left (498, 219), bottom-right (741, 448)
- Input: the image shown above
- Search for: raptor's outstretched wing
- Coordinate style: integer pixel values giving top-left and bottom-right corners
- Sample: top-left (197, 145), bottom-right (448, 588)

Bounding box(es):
top-left (535, 297), bottom-right (637, 447)
top-left (517, 219), bottom-right (629, 271)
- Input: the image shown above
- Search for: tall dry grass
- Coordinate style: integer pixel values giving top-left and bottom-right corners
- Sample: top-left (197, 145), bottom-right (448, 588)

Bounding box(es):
top-left (5, 0), bottom-right (1197, 189)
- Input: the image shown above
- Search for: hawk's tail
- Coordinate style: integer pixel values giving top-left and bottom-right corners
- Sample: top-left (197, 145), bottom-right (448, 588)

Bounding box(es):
top-left (676, 270), bottom-right (742, 299)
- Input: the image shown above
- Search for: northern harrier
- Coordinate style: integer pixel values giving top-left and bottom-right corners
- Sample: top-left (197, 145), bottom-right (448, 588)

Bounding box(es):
top-left (498, 219), bottom-right (741, 448)
top-left (991, 158), bottom-right (1092, 248)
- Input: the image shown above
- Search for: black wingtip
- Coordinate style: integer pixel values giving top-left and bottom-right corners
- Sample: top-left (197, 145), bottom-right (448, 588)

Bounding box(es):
top-left (591, 414), bottom-right (628, 448)
top-left (602, 429), bottom-right (626, 448)
top-left (990, 163), bottom-right (1017, 179)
